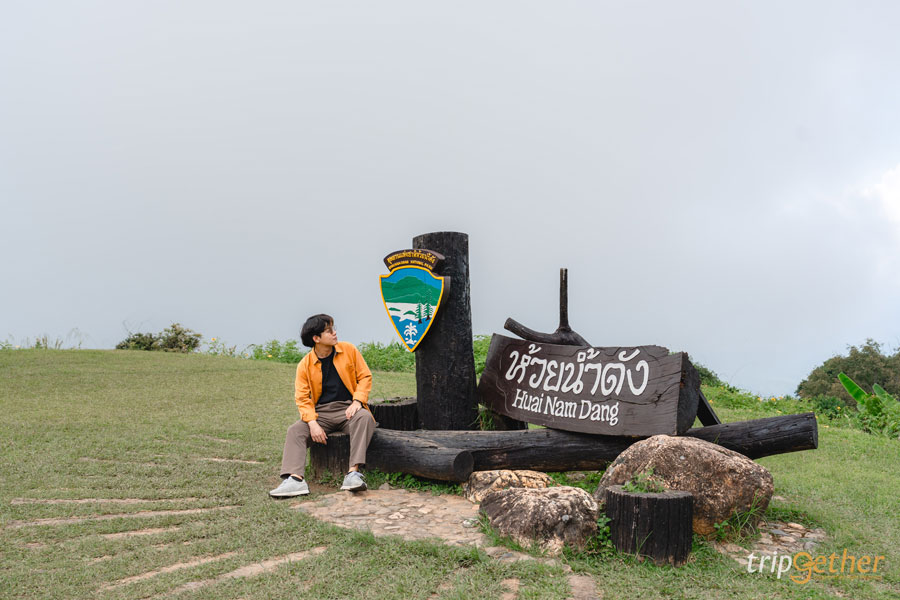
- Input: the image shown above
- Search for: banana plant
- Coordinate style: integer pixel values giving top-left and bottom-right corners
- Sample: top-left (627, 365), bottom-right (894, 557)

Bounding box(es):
top-left (839, 373), bottom-right (898, 413)
top-left (838, 373), bottom-right (900, 438)
top-left (873, 383), bottom-right (898, 404)
top-left (839, 372), bottom-right (871, 410)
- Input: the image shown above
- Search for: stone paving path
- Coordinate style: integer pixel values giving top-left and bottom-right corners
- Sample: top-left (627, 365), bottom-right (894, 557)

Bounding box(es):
top-left (292, 485), bottom-right (600, 599)
top-left (292, 486), bottom-right (488, 547)
top-left (711, 520), bottom-right (827, 566)
top-left (291, 485), bottom-right (828, 599)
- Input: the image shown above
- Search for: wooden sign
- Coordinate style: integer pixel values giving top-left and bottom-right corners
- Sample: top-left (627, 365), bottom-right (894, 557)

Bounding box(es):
top-left (379, 249), bottom-right (446, 352)
top-left (478, 334), bottom-right (701, 436)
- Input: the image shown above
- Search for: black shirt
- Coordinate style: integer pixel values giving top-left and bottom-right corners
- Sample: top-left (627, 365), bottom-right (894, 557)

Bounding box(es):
top-left (317, 349), bottom-right (353, 406)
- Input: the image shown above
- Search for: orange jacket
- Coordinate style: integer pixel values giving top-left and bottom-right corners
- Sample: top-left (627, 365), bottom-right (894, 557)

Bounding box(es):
top-left (294, 341), bottom-right (372, 422)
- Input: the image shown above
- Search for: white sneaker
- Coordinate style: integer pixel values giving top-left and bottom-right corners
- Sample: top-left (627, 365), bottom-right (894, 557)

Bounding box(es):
top-left (340, 471), bottom-right (367, 492)
top-left (269, 477), bottom-right (309, 498)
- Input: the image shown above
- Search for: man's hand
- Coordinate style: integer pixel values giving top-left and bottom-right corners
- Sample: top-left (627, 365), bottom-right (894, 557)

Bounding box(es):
top-left (345, 400), bottom-right (362, 420)
top-left (308, 420), bottom-right (327, 444)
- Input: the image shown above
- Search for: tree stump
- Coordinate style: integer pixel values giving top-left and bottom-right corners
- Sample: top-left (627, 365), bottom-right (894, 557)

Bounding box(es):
top-left (309, 433), bottom-right (351, 483)
top-left (605, 485), bottom-right (693, 566)
top-left (368, 397), bottom-right (419, 431)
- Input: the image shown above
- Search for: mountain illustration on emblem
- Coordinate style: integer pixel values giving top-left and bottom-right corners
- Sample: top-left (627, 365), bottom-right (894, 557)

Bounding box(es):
top-left (379, 267), bottom-right (444, 351)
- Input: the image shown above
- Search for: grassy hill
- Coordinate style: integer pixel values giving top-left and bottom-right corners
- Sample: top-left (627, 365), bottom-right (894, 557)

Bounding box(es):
top-left (381, 275), bottom-right (441, 305)
top-left (1, 350), bottom-right (898, 599)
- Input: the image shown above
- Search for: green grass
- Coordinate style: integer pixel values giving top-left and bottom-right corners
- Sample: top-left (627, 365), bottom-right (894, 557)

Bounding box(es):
top-left (1, 350), bottom-right (898, 599)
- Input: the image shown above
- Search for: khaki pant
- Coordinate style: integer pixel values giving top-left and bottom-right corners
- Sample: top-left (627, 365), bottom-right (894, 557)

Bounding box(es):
top-left (280, 400), bottom-right (376, 477)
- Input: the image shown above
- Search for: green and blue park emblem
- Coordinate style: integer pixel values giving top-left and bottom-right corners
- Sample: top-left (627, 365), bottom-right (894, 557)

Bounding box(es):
top-left (379, 250), bottom-right (445, 352)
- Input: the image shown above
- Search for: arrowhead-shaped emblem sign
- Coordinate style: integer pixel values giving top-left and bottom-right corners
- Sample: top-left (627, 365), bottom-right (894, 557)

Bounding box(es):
top-left (380, 250), bottom-right (445, 352)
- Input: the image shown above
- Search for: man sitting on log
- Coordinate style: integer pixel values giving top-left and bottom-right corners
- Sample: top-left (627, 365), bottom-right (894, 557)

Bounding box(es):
top-left (269, 314), bottom-right (376, 498)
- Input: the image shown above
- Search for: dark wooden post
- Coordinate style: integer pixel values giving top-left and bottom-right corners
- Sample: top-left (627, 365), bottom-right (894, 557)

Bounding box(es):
top-left (413, 231), bottom-right (479, 430)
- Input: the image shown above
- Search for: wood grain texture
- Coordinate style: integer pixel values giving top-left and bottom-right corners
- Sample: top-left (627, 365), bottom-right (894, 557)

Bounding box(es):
top-left (373, 412), bottom-right (817, 471)
top-left (605, 486), bottom-right (693, 566)
top-left (310, 431), bottom-right (474, 482)
top-left (368, 397), bottom-right (419, 431)
top-left (413, 232), bottom-right (479, 430)
top-left (478, 334), bottom-right (699, 436)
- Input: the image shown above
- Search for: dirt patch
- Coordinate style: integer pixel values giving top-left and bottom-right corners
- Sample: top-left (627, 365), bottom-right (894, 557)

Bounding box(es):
top-left (103, 551), bottom-right (239, 589)
top-left (501, 578), bottom-right (521, 600)
top-left (160, 546), bottom-right (327, 596)
top-left (198, 457), bottom-right (263, 465)
top-left (6, 506), bottom-right (238, 529)
top-left (101, 526), bottom-right (181, 539)
top-left (11, 497), bottom-right (198, 505)
top-left (566, 574), bottom-right (599, 600)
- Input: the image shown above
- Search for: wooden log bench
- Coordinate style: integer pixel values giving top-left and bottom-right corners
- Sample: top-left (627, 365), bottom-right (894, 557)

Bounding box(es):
top-left (310, 412), bottom-right (817, 482)
top-left (309, 431), bottom-right (474, 483)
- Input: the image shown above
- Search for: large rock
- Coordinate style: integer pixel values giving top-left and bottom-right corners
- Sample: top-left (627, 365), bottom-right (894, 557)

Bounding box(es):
top-left (480, 487), bottom-right (598, 554)
top-left (463, 469), bottom-right (554, 503)
top-left (593, 435), bottom-right (773, 536)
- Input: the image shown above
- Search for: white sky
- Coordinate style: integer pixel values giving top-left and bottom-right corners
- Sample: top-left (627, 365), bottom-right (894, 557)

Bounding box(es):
top-left (2, 2), bottom-right (900, 396)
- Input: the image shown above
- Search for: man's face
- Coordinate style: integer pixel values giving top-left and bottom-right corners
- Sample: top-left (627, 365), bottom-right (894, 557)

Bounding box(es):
top-left (314, 324), bottom-right (338, 347)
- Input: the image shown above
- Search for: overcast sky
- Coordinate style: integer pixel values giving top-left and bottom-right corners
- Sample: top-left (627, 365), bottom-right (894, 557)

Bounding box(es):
top-left (3, 2), bottom-right (900, 396)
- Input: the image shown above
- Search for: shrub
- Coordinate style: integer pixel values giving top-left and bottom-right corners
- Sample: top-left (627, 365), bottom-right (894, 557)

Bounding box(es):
top-left (693, 361), bottom-right (724, 387)
top-left (358, 341), bottom-right (415, 372)
top-left (204, 337), bottom-right (239, 357)
top-left (247, 339), bottom-right (306, 364)
top-left (809, 395), bottom-right (852, 420)
top-left (797, 339), bottom-right (900, 407)
top-left (473, 334), bottom-right (491, 377)
top-left (157, 323), bottom-right (202, 353)
top-left (116, 323), bottom-right (202, 353)
top-left (839, 372), bottom-right (900, 438)
top-left (116, 332), bottom-right (159, 351)
top-left (622, 468), bottom-right (666, 494)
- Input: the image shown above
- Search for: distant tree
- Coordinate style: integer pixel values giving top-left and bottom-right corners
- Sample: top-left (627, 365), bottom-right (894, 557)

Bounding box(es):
top-left (796, 339), bottom-right (900, 407)
top-left (693, 362), bottom-right (725, 388)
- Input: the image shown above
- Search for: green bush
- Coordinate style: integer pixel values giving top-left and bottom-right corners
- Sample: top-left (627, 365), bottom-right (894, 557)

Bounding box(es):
top-left (693, 361), bottom-right (726, 388)
top-left (241, 334), bottom-right (494, 374)
top-left (839, 372), bottom-right (900, 438)
top-left (473, 334), bottom-right (491, 377)
top-left (797, 339), bottom-right (900, 407)
top-left (116, 332), bottom-right (159, 351)
top-left (358, 341), bottom-right (415, 372)
top-left (809, 395), bottom-right (852, 420)
top-left (116, 323), bottom-right (201, 353)
top-left (247, 339), bottom-right (306, 364)
top-left (157, 323), bottom-right (202, 353)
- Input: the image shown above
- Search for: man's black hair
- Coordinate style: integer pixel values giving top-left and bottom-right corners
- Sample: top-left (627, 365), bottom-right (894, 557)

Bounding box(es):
top-left (300, 314), bottom-right (333, 348)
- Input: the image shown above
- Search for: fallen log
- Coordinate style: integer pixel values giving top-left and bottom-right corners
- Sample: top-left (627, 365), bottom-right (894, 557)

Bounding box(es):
top-left (310, 431), bottom-right (474, 482)
top-left (367, 431), bottom-right (474, 482)
top-left (684, 412), bottom-right (818, 459)
top-left (371, 412), bottom-right (817, 472)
